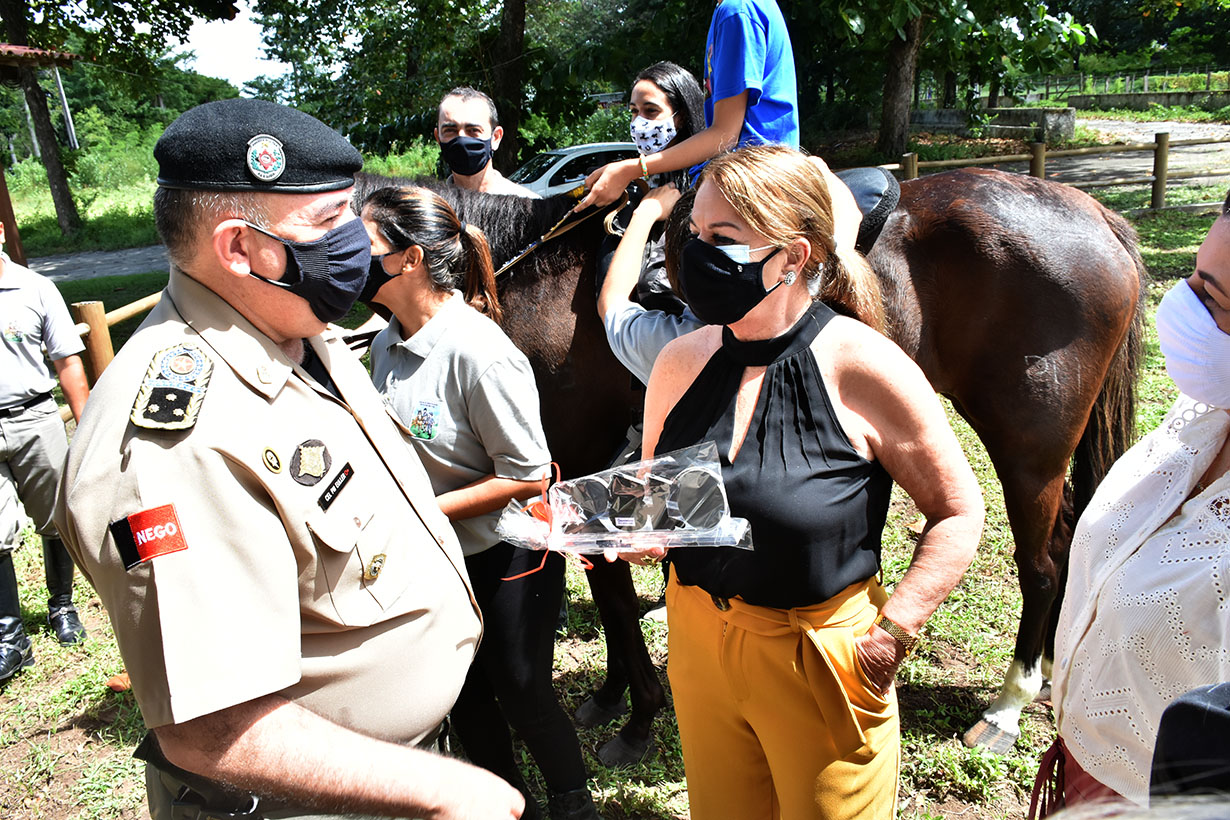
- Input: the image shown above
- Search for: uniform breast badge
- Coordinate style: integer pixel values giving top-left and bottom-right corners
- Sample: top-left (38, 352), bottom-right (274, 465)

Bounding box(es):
top-left (290, 439), bottom-right (331, 486)
top-left (363, 552), bottom-right (386, 581)
top-left (130, 343), bottom-right (213, 430)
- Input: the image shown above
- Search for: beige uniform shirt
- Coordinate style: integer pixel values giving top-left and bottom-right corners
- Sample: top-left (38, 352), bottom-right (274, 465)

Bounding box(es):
top-left (56, 270), bottom-right (481, 744)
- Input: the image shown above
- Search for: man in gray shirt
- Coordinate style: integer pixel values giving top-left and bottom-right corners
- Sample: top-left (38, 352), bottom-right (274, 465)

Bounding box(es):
top-left (0, 220), bottom-right (90, 681)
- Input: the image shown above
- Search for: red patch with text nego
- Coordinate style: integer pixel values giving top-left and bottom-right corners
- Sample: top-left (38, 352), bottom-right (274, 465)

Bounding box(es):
top-left (127, 504), bottom-right (188, 562)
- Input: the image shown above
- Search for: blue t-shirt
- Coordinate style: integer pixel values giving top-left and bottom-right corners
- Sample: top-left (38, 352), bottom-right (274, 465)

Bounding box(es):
top-left (703, 0), bottom-right (799, 148)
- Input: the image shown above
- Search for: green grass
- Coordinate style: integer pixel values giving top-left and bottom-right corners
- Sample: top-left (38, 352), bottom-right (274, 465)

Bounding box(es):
top-left (1076, 105), bottom-right (1230, 123)
top-left (12, 183), bottom-right (158, 258)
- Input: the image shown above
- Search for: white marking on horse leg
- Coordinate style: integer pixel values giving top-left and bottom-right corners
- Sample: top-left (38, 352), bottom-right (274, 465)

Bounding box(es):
top-left (1041, 655), bottom-right (1054, 681)
top-left (981, 659), bottom-right (1043, 734)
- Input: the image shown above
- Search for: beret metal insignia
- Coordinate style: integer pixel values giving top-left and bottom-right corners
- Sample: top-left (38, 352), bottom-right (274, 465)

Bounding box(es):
top-left (246, 134), bottom-right (286, 182)
top-left (131, 343), bottom-right (213, 430)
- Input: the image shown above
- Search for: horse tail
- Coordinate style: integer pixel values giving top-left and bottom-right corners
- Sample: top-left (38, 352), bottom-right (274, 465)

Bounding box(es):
top-left (1070, 207), bottom-right (1149, 518)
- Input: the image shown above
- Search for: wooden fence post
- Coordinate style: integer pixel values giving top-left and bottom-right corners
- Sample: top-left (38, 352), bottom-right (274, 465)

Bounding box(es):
top-left (71, 301), bottom-right (114, 386)
top-left (1030, 142), bottom-right (1046, 178)
top-left (901, 152), bottom-right (919, 180)
top-left (1151, 132), bottom-right (1170, 211)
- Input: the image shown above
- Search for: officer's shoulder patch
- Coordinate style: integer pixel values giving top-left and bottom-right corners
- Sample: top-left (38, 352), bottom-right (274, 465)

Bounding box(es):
top-left (131, 343), bottom-right (213, 431)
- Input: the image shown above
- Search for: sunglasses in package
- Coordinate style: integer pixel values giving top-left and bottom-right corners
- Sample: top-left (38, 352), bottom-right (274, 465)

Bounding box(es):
top-left (496, 441), bottom-right (753, 554)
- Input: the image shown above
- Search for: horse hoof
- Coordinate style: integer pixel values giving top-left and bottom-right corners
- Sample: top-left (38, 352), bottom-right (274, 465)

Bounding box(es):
top-left (575, 695), bottom-right (628, 729)
top-left (962, 719), bottom-right (1019, 754)
top-left (1035, 683), bottom-right (1053, 703)
top-left (597, 733), bottom-right (655, 768)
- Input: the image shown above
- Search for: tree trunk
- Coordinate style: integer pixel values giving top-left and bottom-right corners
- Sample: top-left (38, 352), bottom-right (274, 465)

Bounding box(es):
top-left (0, 0), bottom-right (82, 235)
top-left (22, 72), bottom-right (81, 235)
top-left (490, 0), bottom-right (526, 172)
top-left (988, 75), bottom-right (1001, 109)
top-left (942, 70), bottom-right (957, 109)
top-left (876, 16), bottom-right (923, 159)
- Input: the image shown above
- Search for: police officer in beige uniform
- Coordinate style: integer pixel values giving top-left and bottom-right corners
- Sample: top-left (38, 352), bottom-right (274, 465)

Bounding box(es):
top-left (54, 99), bottom-right (524, 820)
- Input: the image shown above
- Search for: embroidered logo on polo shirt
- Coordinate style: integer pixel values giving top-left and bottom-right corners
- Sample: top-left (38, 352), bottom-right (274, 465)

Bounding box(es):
top-left (408, 401), bottom-right (441, 440)
top-left (109, 504), bottom-right (189, 570)
top-left (131, 343), bottom-right (213, 430)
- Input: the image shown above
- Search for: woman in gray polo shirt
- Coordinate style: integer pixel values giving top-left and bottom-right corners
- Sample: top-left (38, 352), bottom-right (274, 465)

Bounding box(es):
top-left (358, 186), bottom-right (598, 820)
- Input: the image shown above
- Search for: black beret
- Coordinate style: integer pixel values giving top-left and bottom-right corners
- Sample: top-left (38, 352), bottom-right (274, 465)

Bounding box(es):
top-left (155, 98), bottom-right (362, 193)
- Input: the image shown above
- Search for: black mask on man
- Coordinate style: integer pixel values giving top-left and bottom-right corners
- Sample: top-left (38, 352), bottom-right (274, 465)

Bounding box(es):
top-left (441, 135), bottom-right (494, 177)
top-left (244, 218), bottom-right (371, 324)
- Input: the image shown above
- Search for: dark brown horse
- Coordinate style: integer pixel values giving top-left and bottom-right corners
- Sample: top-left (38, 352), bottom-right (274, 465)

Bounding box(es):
top-left (356, 166), bottom-right (1146, 760)
top-left (869, 169), bottom-right (1145, 751)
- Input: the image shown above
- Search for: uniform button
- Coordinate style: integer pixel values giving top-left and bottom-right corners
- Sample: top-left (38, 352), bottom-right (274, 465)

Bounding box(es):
top-left (353, 516), bottom-right (362, 528)
top-left (257, 365), bottom-right (272, 384)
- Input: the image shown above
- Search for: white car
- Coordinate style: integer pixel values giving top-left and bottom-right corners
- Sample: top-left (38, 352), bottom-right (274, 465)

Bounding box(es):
top-left (509, 142), bottom-right (640, 198)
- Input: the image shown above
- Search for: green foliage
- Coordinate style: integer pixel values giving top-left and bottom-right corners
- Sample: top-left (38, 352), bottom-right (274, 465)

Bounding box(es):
top-left (519, 106), bottom-right (631, 155)
top-left (361, 139), bottom-right (442, 179)
top-left (5, 0), bottom-right (239, 86)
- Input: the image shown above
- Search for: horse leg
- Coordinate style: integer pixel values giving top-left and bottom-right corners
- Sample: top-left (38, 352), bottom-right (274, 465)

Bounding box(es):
top-left (963, 462), bottom-right (1069, 753)
top-left (574, 623), bottom-right (630, 728)
top-left (583, 559), bottom-right (667, 766)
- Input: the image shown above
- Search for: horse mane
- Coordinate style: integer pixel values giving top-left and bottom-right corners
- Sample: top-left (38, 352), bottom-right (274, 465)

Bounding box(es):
top-left (353, 172), bottom-right (575, 269)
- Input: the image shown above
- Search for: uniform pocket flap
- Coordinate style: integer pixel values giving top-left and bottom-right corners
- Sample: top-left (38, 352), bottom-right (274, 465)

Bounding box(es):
top-left (306, 508), bottom-right (374, 554)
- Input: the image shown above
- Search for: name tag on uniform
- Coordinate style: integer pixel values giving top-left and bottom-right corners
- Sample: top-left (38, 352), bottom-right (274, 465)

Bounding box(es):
top-left (318, 463), bottom-right (354, 511)
top-left (109, 504), bottom-right (189, 570)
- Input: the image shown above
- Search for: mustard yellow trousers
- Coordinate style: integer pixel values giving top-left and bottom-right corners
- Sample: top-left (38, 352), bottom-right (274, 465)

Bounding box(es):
top-left (666, 575), bottom-right (900, 820)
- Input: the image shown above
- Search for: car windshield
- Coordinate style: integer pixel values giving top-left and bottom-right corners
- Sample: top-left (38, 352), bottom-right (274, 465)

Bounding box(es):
top-left (510, 152), bottom-right (563, 184)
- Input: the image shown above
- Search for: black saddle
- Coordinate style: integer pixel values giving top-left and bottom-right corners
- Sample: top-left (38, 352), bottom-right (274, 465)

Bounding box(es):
top-left (835, 167), bottom-right (900, 255)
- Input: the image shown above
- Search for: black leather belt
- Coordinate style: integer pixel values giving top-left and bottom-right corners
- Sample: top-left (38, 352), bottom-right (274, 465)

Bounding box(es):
top-left (0, 393), bottom-right (52, 418)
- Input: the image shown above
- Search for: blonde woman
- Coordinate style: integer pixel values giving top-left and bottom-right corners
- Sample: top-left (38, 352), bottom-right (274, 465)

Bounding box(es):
top-left (626, 145), bottom-right (984, 820)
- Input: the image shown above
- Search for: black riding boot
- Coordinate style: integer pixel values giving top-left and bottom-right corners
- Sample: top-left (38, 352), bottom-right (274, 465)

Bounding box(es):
top-left (547, 788), bottom-right (600, 820)
top-left (0, 551), bottom-right (33, 682)
top-left (44, 537), bottom-right (85, 645)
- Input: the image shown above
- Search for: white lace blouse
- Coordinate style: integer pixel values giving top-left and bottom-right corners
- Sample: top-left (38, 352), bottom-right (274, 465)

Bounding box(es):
top-left (1053, 394), bottom-right (1230, 806)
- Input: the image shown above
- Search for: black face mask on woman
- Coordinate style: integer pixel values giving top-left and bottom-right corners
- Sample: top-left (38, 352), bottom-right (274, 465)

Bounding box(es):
top-left (440, 135), bottom-right (494, 176)
top-left (678, 238), bottom-right (784, 326)
top-left (244, 218), bottom-right (371, 324)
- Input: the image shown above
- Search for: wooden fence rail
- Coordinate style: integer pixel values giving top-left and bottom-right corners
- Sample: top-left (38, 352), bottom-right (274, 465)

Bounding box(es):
top-left (58, 292), bottom-right (163, 422)
top-left (880, 131), bottom-right (1230, 211)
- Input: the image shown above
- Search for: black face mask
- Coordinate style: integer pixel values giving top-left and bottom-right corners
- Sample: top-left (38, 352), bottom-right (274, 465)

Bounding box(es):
top-left (440, 135), bottom-right (494, 177)
top-left (678, 239), bottom-right (784, 326)
top-left (360, 253), bottom-right (399, 306)
top-left (245, 218), bottom-right (372, 324)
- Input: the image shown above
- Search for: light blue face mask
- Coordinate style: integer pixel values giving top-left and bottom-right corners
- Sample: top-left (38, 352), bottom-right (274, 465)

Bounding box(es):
top-left (715, 244), bottom-right (774, 266)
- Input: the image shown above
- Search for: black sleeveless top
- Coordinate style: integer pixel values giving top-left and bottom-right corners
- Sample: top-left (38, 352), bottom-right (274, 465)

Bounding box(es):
top-left (660, 301), bottom-right (892, 609)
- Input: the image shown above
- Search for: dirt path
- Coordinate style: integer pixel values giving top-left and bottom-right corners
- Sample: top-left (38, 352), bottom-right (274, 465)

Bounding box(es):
top-left (985, 118), bottom-right (1230, 189)
top-left (24, 245), bottom-right (167, 284)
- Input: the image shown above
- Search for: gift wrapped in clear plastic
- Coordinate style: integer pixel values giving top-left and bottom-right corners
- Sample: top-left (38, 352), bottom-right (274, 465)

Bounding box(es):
top-left (496, 441), bottom-right (753, 554)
